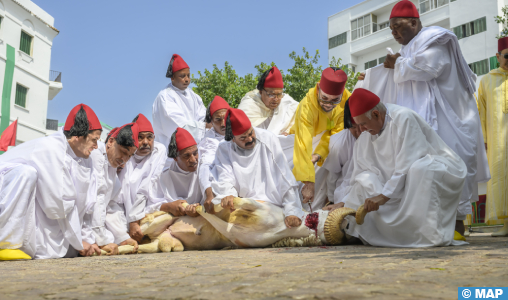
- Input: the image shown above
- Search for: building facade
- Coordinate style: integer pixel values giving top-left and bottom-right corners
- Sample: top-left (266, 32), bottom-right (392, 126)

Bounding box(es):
top-left (328, 0), bottom-right (508, 88)
top-left (0, 0), bottom-right (62, 144)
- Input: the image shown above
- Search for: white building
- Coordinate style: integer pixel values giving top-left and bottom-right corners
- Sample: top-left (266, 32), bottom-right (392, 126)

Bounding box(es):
top-left (0, 0), bottom-right (62, 144)
top-left (328, 0), bottom-right (508, 88)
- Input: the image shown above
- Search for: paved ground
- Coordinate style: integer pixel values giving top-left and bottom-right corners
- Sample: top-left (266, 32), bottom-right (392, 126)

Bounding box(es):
top-left (1, 233), bottom-right (507, 300)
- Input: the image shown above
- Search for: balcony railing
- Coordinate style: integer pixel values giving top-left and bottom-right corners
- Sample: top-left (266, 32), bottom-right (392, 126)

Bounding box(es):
top-left (49, 70), bottom-right (62, 82)
top-left (46, 119), bottom-right (58, 131)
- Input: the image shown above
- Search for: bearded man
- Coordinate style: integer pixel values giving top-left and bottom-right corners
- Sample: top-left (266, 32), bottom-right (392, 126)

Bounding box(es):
top-left (342, 88), bottom-right (467, 247)
top-left (152, 54), bottom-right (208, 146)
top-left (211, 108), bottom-right (304, 228)
top-left (238, 66), bottom-right (298, 135)
top-left (0, 104), bottom-right (102, 260)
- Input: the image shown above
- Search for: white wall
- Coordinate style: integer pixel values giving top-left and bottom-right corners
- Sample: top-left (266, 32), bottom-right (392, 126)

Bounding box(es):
top-left (0, 0), bottom-right (59, 143)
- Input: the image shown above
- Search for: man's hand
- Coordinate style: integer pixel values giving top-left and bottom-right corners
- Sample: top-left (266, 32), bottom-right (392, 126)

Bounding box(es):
top-left (79, 242), bottom-right (101, 256)
top-left (485, 143), bottom-right (488, 151)
top-left (281, 131), bottom-right (289, 136)
top-left (301, 181), bottom-right (315, 204)
top-left (160, 200), bottom-right (188, 216)
top-left (311, 154), bottom-right (321, 164)
top-left (185, 203), bottom-right (201, 217)
top-left (221, 195), bottom-right (236, 212)
top-left (205, 122), bottom-right (212, 129)
top-left (358, 72), bottom-right (366, 80)
top-left (129, 221), bottom-right (144, 242)
top-left (364, 194), bottom-right (390, 212)
top-left (384, 53), bottom-right (401, 69)
top-left (204, 187), bottom-right (215, 214)
top-left (322, 202), bottom-right (345, 212)
top-left (285, 216), bottom-right (302, 228)
top-left (120, 238), bottom-right (139, 254)
top-left (100, 243), bottom-right (119, 256)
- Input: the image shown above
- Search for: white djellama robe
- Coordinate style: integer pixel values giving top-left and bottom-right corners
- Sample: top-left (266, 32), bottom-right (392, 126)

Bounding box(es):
top-left (343, 104), bottom-right (467, 247)
top-left (356, 26), bottom-right (490, 220)
top-left (322, 129), bottom-right (356, 204)
top-left (238, 89), bottom-right (299, 135)
top-left (152, 82), bottom-right (207, 147)
top-left (84, 141), bottom-right (117, 247)
top-left (197, 127), bottom-right (224, 193)
top-left (211, 128), bottom-right (304, 219)
top-left (120, 141), bottom-right (167, 224)
top-left (105, 177), bottom-right (131, 245)
top-left (147, 158), bottom-right (204, 213)
top-left (0, 131), bottom-right (96, 259)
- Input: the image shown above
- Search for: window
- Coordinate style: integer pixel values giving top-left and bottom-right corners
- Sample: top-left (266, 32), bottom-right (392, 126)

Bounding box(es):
top-left (0, 16), bottom-right (3, 29)
top-left (329, 32), bottom-right (347, 49)
top-left (453, 17), bottom-right (487, 40)
top-left (378, 21), bottom-right (390, 30)
top-left (15, 84), bottom-right (28, 108)
top-left (351, 66), bottom-right (356, 73)
top-left (365, 59), bottom-right (377, 70)
top-left (489, 56), bottom-right (499, 70)
top-left (419, 0), bottom-right (449, 14)
top-left (468, 59), bottom-right (489, 76)
top-left (20, 31), bottom-right (33, 56)
top-left (351, 14), bottom-right (372, 41)
top-left (379, 56), bottom-right (386, 64)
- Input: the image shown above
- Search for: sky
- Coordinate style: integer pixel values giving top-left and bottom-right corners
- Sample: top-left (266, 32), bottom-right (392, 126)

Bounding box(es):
top-left (38, 0), bottom-right (364, 128)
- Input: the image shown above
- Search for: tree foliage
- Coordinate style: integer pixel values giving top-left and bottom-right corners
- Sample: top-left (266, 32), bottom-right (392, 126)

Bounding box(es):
top-left (192, 48), bottom-right (359, 108)
top-left (495, 6), bottom-right (508, 39)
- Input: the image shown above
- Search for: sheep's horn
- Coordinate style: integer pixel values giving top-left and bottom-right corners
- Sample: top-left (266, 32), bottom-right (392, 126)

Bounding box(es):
top-left (323, 207), bottom-right (356, 245)
top-left (355, 205), bottom-right (368, 225)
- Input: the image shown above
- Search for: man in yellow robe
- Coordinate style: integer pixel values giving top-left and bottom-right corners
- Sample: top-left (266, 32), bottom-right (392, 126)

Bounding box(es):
top-left (478, 36), bottom-right (508, 236)
top-left (289, 67), bottom-right (351, 210)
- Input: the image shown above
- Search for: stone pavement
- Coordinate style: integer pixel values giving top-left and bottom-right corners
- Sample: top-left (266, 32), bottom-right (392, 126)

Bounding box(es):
top-left (1, 233), bottom-right (507, 300)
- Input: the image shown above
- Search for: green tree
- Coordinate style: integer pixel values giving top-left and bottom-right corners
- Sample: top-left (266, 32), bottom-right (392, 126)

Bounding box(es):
top-left (192, 48), bottom-right (359, 108)
top-left (495, 6), bottom-right (508, 39)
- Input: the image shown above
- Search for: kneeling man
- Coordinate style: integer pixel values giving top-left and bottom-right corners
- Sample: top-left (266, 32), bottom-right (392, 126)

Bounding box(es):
top-left (343, 89), bottom-right (467, 247)
top-left (211, 108), bottom-right (304, 228)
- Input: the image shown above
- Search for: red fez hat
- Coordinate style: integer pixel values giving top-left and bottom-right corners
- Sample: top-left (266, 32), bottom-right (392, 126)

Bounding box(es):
top-left (64, 104), bottom-right (102, 131)
top-left (111, 123), bottom-right (140, 148)
top-left (174, 127), bottom-right (196, 151)
top-left (264, 66), bottom-right (284, 89)
top-left (171, 54), bottom-right (189, 73)
top-left (390, 0), bottom-right (419, 19)
top-left (320, 68), bottom-right (347, 96)
top-left (135, 113), bottom-right (153, 133)
top-left (107, 127), bottom-right (119, 141)
top-left (348, 88), bottom-right (381, 117)
top-left (499, 37), bottom-right (508, 53)
top-left (209, 96), bottom-right (230, 117)
top-left (225, 108), bottom-right (252, 136)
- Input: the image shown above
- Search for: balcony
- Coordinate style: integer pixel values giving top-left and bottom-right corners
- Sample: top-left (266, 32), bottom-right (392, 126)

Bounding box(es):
top-left (351, 27), bottom-right (394, 56)
top-left (48, 70), bottom-right (63, 100)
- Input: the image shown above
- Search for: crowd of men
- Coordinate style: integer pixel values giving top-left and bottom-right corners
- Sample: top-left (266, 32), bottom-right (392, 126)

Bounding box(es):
top-left (1, 0), bottom-right (506, 260)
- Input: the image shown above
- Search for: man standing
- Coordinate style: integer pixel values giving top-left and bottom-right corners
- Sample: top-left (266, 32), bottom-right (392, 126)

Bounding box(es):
top-left (198, 96), bottom-right (230, 213)
top-left (238, 66), bottom-right (298, 135)
top-left (148, 127), bottom-right (203, 218)
top-left (360, 0), bottom-right (489, 235)
top-left (0, 104), bottom-right (102, 260)
top-left (290, 67), bottom-right (351, 210)
top-left (478, 37), bottom-right (508, 237)
top-left (152, 54), bottom-right (208, 146)
top-left (343, 89), bottom-right (467, 247)
top-left (212, 108), bottom-right (304, 228)
top-left (85, 123), bottom-right (139, 255)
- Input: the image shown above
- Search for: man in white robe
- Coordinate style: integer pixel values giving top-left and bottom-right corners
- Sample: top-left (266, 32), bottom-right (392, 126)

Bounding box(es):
top-left (152, 54), bottom-right (207, 146)
top-left (238, 66), bottom-right (298, 135)
top-left (0, 104), bottom-right (102, 260)
top-left (357, 0), bottom-right (489, 236)
top-left (342, 88), bottom-right (467, 247)
top-left (85, 123), bottom-right (139, 255)
top-left (211, 108), bottom-right (304, 227)
top-left (112, 114), bottom-right (167, 243)
top-left (148, 127), bottom-right (204, 217)
top-left (322, 100), bottom-right (361, 211)
top-left (198, 96), bottom-right (230, 213)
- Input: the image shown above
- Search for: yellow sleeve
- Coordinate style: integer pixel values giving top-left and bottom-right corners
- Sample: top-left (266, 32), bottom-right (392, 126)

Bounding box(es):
top-left (292, 100), bottom-right (317, 182)
top-left (313, 89), bottom-right (350, 166)
top-left (477, 79), bottom-right (487, 143)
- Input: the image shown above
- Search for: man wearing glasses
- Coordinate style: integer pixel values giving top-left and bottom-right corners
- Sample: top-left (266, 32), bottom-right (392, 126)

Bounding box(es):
top-left (289, 67), bottom-right (351, 211)
top-left (477, 36), bottom-right (508, 237)
top-left (238, 66), bottom-right (298, 136)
